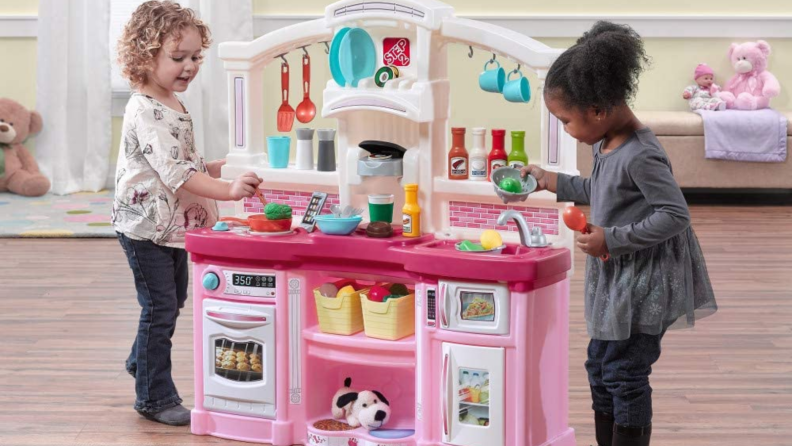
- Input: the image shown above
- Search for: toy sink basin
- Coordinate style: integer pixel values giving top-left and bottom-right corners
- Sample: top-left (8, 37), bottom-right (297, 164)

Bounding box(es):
top-left (418, 240), bottom-right (529, 256)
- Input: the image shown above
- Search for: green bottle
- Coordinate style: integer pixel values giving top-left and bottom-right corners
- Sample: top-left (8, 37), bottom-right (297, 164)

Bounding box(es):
top-left (508, 131), bottom-right (528, 169)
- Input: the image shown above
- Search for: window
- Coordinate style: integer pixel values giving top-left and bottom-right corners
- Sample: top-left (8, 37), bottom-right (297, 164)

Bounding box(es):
top-left (110, 0), bottom-right (147, 115)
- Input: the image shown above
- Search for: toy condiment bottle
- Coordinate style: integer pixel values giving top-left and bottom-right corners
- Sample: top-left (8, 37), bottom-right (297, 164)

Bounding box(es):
top-left (469, 127), bottom-right (487, 181)
top-left (508, 130), bottom-right (528, 169)
top-left (487, 129), bottom-right (508, 181)
top-left (448, 127), bottom-right (468, 180)
top-left (402, 183), bottom-right (421, 237)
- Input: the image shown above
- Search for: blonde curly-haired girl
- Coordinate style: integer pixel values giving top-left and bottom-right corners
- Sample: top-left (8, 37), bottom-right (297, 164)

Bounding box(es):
top-left (113, 1), bottom-right (262, 426)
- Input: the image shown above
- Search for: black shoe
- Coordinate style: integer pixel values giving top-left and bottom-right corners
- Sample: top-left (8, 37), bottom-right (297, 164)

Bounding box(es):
top-left (137, 404), bottom-right (191, 426)
top-left (612, 423), bottom-right (651, 446)
top-left (594, 412), bottom-right (615, 446)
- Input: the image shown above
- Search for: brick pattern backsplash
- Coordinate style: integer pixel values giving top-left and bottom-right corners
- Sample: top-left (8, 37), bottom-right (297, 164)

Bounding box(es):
top-left (449, 201), bottom-right (559, 235)
top-left (244, 190), bottom-right (340, 216)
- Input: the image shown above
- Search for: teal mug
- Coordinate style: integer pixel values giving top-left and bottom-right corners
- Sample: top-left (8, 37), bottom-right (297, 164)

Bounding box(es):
top-left (503, 69), bottom-right (531, 103)
top-left (267, 136), bottom-right (291, 168)
top-left (479, 60), bottom-right (505, 93)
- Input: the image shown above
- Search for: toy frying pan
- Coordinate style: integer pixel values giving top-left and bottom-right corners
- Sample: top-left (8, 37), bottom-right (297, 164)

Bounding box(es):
top-left (221, 215), bottom-right (292, 233)
top-left (562, 206), bottom-right (609, 261)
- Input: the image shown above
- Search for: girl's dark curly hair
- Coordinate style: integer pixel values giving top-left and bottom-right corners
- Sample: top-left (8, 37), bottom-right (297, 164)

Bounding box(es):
top-left (545, 21), bottom-right (650, 113)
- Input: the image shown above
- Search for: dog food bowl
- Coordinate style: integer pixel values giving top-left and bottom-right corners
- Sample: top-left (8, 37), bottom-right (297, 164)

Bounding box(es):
top-left (315, 215), bottom-right (363, 235)
top-left (491, 167), bottom-right (537, 204)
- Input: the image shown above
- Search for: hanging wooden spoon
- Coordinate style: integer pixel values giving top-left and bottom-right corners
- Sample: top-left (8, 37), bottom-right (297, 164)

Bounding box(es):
top-left (562, 206), bottom-right (609, 261)
top-left (296, 53), bottom-right (316, 124)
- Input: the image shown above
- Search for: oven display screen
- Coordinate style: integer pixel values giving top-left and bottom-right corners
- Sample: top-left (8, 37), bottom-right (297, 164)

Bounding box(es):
top-left (232, 274), bottom-right (275, 288)
top-left (460, 292), bottom-right (496, 322)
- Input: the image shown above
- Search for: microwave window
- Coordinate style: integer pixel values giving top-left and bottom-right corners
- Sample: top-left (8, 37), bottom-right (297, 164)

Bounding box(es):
top-left (460, 292), bottom-right (495, 322)
top-left (214, 339), bottom-right (263, 382)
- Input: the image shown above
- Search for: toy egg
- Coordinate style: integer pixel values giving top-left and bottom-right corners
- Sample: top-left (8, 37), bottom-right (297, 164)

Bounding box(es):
top-left (319, 283), bottom-right (339, 297)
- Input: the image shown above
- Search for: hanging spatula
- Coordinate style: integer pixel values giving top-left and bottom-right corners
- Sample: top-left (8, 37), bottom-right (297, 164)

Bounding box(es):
top-left (277, 61), bottom-right (295, 132)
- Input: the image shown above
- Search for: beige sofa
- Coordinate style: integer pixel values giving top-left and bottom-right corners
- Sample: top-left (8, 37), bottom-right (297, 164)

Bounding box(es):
top-left (577, 111), bottom-right (792, 189)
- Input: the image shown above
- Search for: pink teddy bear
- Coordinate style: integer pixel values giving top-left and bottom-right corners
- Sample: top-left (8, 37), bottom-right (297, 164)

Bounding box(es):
top-left (718, 40), bottom-right (781, 110)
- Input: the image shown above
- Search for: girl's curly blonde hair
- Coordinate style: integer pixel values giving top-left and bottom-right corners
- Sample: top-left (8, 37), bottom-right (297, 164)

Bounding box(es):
top-left (117, 1), bottom-right (212, 89)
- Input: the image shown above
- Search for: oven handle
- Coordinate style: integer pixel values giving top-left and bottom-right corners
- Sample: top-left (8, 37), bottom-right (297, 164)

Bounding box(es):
top-left (440, 283), bottom-right (448, 329)
top-left (206, 309), bottom-right (270, 329)
top-left (442, 351), bottom-right (450, 437)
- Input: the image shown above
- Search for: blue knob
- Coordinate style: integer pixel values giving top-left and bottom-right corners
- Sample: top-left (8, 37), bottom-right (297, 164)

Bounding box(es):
top-left (203, 272), bottom-right (220, 291)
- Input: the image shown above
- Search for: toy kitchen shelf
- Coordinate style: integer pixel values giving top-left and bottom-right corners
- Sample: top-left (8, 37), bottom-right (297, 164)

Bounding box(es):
top-left (192, 0), bottom-right (580, 445)
top-left (323, 78), bottom-right (449, 122)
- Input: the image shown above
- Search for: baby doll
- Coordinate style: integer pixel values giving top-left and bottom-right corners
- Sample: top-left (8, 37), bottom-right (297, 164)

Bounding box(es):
top-left (682, 63), bottom-right (726, 111)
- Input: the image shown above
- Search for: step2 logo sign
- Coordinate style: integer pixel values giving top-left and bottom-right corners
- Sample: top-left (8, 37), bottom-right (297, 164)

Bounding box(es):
top-left (383, 38), bottom-right (410, 67)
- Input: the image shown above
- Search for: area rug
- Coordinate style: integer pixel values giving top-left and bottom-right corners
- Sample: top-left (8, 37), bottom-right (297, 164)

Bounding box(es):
top-left (0, 190), bottom-right (235, 238)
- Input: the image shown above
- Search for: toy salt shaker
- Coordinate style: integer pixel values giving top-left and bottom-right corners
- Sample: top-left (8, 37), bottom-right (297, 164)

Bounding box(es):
top-left (295, 128), bottom-right (315, 170)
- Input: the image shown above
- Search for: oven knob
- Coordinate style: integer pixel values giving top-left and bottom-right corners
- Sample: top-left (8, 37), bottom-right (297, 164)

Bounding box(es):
top-left (202, 272), bottom-right (220, 291)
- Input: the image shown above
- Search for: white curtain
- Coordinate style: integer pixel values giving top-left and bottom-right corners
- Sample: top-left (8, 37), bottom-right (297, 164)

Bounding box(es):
top-left (36, 0), bottom-right (112, 194)
top-left (181, 0), bottom-right (253, 162)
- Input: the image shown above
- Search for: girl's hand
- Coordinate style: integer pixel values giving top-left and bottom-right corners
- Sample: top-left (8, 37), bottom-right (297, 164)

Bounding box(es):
top-left (207, 159), bottom-right (226, 179)
top-left (576, 224), bottom-right (610, 258)
top-left (520, 164), bottom-right (549, 191)
top-left (229, 172), bottom-right (262, 201)
top-left (682, 91), bottom-right (692, 100)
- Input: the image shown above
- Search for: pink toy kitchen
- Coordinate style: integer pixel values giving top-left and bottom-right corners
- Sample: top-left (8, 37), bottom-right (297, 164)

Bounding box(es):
top-left (186, 1), bottom-right (581, 445)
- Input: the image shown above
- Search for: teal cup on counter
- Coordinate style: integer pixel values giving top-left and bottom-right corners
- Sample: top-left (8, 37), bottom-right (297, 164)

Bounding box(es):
top-left (267, 136), bottom-right (291, 168)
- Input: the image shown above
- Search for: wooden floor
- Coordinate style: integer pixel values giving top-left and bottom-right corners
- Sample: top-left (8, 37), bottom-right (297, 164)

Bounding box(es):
top-left (0, 206), bottom-right (790, 446)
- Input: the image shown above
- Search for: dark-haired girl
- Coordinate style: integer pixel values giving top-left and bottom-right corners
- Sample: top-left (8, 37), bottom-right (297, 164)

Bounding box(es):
top-left (522, 21), bottom-right (717, 446)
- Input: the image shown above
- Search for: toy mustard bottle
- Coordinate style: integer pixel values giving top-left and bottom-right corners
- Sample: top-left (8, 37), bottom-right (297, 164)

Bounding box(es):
top-left (402, 183), bottom-right (421, 237)
top-left (448, 127), bottom-right (468, 180)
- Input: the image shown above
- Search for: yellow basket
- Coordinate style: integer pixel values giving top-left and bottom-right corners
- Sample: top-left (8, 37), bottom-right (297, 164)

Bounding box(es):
top-left (314, 286), bottom-right (368, 335)
top-left (360, 290), bottom-right (415, 340)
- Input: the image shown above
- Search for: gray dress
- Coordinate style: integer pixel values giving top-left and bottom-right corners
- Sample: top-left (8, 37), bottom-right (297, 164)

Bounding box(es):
top-left (558, 128), bottom-right (717, 340)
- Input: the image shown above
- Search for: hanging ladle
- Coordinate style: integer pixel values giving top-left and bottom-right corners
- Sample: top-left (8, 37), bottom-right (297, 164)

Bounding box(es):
top-left (296, 51), bottom-right (316, 124)
top-left (563, 206), bottom-right (609, 261)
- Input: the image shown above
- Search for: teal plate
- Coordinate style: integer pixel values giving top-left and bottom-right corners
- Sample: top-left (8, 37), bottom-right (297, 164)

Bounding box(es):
top-left (339, 28), bottom-right (377, 88)
top-left (329, 27), bottom-right (351, 87)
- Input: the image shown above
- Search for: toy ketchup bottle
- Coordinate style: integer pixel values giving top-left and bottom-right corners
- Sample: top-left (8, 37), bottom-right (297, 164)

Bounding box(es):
top-left (448, 127), bottom-right (468, 180)
top-left (402, 183), bottom-right (421, 237)
top-left (487, 129), bottom-right (508, 181)
top-left (508, 130), bottom-right (528, 169)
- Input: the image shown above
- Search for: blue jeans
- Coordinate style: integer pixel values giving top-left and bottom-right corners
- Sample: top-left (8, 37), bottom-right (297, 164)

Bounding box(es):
top-left (117, 233), bottom-right (189, 413)
top-left (586, 331), bottom-right (665, 428)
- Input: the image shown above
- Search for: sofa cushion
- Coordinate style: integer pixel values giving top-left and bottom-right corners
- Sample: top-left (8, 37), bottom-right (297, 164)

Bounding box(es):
top-left (636, 110), bottom-right (792, 137)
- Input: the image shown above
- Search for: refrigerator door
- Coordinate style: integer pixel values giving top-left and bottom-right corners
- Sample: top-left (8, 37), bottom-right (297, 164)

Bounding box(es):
top-left (442, 343), bottom-right (504, 446)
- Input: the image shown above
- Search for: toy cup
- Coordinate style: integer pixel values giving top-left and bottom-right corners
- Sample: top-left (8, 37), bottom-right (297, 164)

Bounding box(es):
top-left (479, 60), bottom-right (505, 93)
top-left (503, 69), bottom-right (531, 103)
top-left (267, 136), bottom-right (291, 168)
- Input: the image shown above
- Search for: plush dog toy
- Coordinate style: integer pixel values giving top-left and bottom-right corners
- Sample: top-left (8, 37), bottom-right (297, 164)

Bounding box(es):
top-left (332, 377), bottom-right (391, 430)
top-left (718, 40), bottom-right (781, 110)
top-left (0, 98), bottom-right (50, 196)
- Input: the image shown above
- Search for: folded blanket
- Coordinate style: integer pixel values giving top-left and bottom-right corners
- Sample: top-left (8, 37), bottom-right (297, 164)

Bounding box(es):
top-left (695, 109), bottom-right (787, 162)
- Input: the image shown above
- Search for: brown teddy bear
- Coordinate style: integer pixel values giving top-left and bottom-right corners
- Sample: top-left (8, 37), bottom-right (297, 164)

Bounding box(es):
top-left (0, 98), bottom-right (50, 197)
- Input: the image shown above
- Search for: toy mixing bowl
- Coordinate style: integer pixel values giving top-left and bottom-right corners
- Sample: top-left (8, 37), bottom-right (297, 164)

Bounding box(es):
top-left (491, 167), bottom-right (537, 204)
top-left (315, 214), bottom-right (363, 235)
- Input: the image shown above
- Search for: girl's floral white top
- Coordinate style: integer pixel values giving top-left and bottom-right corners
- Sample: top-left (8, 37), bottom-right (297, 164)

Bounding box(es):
top-left (112, 94), bottom-right (218, 247)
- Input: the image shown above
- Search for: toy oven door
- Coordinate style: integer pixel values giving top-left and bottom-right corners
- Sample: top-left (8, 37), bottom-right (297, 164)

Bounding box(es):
top-left (202, 299), bottom-right (276, 419)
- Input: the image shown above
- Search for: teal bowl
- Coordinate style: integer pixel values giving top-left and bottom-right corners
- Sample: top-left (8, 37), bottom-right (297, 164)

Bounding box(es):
top-left (315, 215), bottom-right (362, 235)
top-left (329, 27), bottom-right (351, 87)
top-left (339, 28), bottom-right (376, 88)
